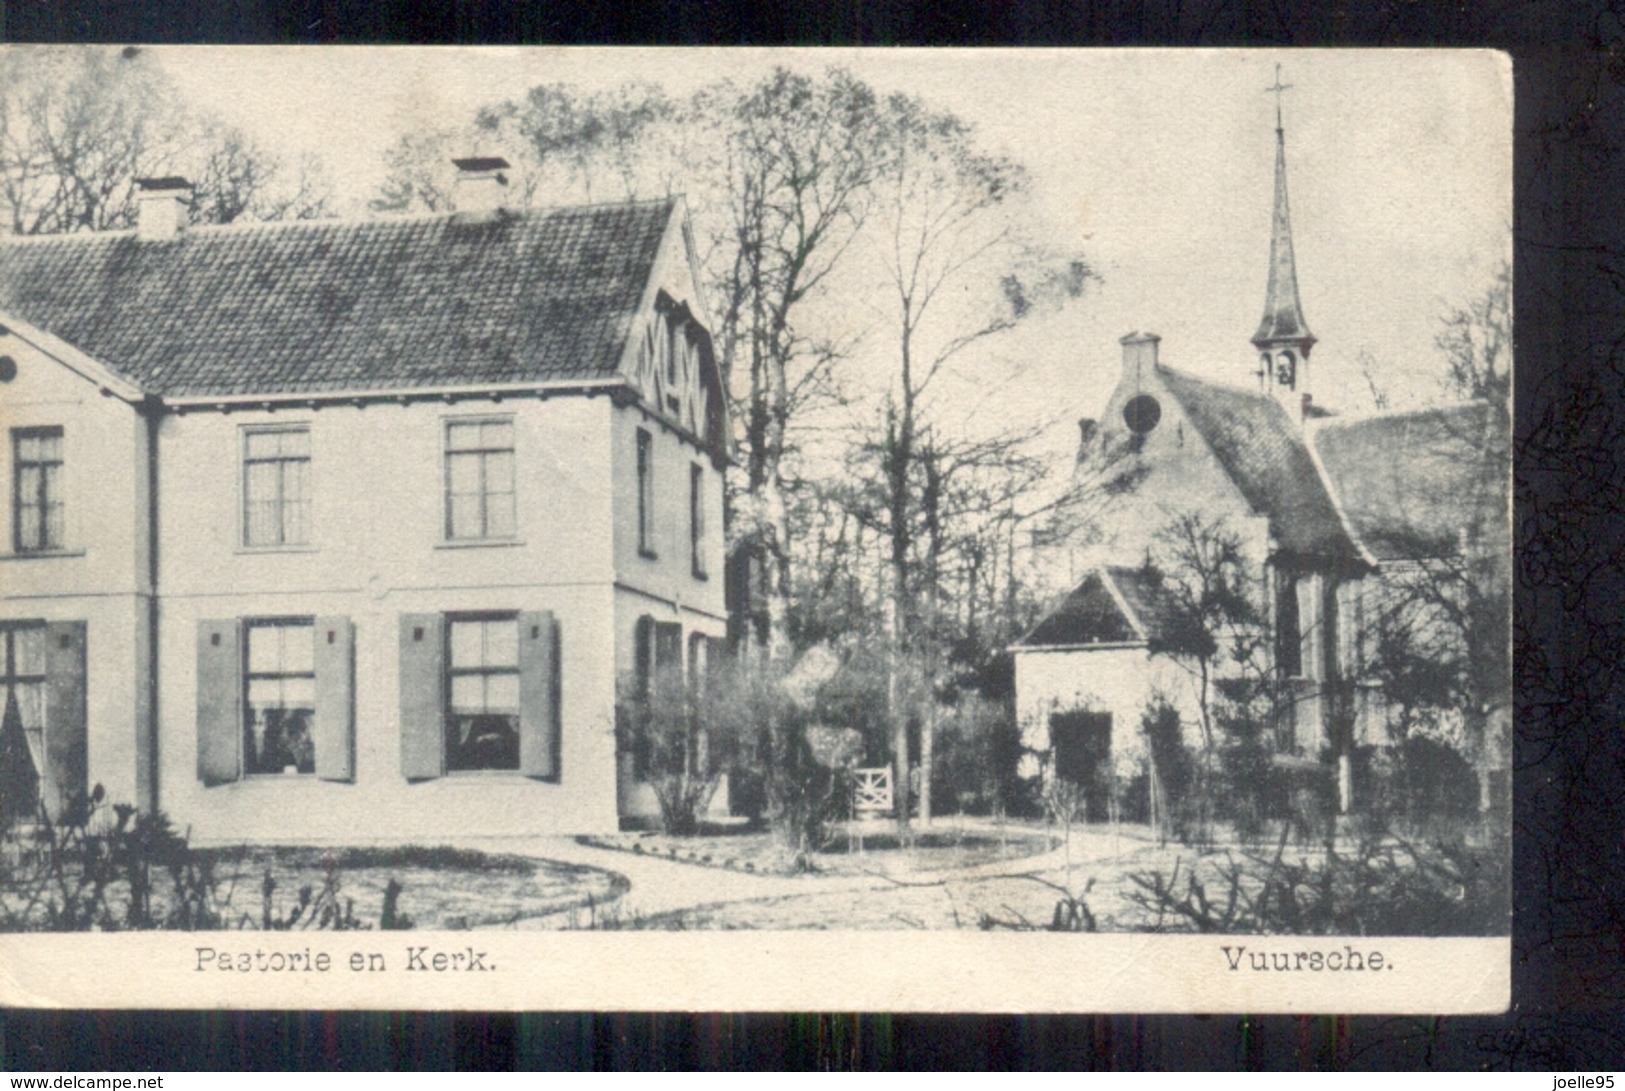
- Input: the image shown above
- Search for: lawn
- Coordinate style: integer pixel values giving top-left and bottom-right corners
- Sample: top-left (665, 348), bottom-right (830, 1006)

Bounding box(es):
top-left (199, 845), bottom-right (630, 930)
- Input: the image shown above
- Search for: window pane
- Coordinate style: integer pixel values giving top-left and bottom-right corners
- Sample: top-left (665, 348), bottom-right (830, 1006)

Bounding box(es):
top-left (12, 628), bottom-right (45, 676)
top-left (484, 450), bottom-right (514, 494)
top-left (246, 627), bottom-right (281, 674)
top-left (15, 503), bottom-right (40, 550)
top-left (245, 707), bottom-right (314, 774)
top-left (448, 621), bottom-right (483, 668)
top-left (245, 502), bottom-right (279, 546)
top-left (244, 431), bottom-right (279, 459)
top-left (280, 675), bottom-right (315, 706)
top-left (483, 620), bottom-right (517, 667)
top-left (280, 429), bottom-right (310, 457)
top-left (447, 494), bottom-right (481, 539)
top-left (484, 494), bottom-right (515, 538)
top-left (445, 712), bottom-right (518, 772)
top-left (246, 677), bottom-right (282, 706)
top-left (280, 626), bottom-right (314, 674)
top-left (16, 464), bottom-right (40, 502)
top-left (481, 420), bottom-right (513, 449)
top-left (484, 672), bottom-right (519, 711)
top-left (42, 501), bottom-right (64, 550)
top-left (446, 421), bottom-right (482, 451)
top-left (13, 680), bottom-right (44, 732)
top-left (449, 674), bottom-right (484, 712)
top-left (283, 458), bottom-right (310, 506)
top-left (446, 451), bottom-right (480, 494)
top-left (284, 499), bottom-right (311, 546)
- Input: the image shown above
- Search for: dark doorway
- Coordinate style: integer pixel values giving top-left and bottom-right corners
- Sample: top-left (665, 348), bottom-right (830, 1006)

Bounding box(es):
top-left (1049, 710), bottom-right (1112, 822)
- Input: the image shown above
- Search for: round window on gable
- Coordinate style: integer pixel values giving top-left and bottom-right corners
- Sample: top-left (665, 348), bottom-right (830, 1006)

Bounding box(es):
top-left (1122, 393), bottom-right (1161, 435)
top-left (0, 356), bottom-right (16, 383)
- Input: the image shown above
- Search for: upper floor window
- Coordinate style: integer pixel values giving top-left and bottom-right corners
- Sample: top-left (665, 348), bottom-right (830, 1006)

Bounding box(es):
top-left (243, 426), bottom-right (310, 547)
top-left (446, 615), bottom-right (520, 772)
top-left (445, 418), bottom-right (515, 541)
top-left (637, 427), bottom-right (656, 558)
top-left (12, 427), bottom-right (63, 553)
top-left (243, 619), bottom-right (315, 776)
top-left (690, 462), bottom-right (707, 579)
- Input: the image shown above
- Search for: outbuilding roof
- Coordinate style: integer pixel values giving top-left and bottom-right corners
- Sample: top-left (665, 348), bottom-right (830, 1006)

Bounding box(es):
top-left (0, 199), bottom-right (676, 397)
top-left (1017, 565), bottom-right (1183, 649)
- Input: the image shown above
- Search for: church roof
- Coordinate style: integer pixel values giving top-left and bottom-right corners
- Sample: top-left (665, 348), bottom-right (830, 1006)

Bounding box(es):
top-left (1018, 565), bottom-right (1182, 648)
top-left (0, 199), bottom-right (676, 396)
top-left (1156, 365), bottom-right (1360, 562)
top-left (1312, 401), bottom-right (1508, 561)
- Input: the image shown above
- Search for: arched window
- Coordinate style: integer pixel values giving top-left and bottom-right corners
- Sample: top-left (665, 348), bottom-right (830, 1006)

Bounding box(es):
top-left (1275, 351), bottom-right (1297, 389)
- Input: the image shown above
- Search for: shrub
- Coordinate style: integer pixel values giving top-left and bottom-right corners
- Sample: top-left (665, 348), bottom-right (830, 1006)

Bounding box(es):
top-left (1124, 822), bottom-right (1509, 935)
top-left (0, 787), bottom-right (413, 932)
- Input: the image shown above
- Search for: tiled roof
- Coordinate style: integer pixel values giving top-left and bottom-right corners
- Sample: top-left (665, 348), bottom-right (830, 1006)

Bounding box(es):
top-left (1103, 565), bottom-right (1182, 642)
top-left (1019, 565), bottom-right (1187, 648)
top-left (1312, 402), bottom-right (1508, 561)
top-left (1019, 572), bottom-right (1138, 647)
top-left (0, 199), bottom-right (675, 396)
top-left (1156, 365), bottom-right (1359, 562)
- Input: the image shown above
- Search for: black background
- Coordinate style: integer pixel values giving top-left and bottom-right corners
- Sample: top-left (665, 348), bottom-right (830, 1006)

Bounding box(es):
top-left (2, 0), bottom-right (1621, 1070)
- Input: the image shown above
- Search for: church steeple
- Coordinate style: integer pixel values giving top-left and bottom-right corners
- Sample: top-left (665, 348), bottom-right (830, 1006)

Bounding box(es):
top-left (1251, 66), bottom-right (1316, 416)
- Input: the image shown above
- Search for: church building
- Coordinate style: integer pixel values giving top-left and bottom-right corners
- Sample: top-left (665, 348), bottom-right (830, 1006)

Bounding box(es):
top-left (1013, 88), bottom-right (1510, 818)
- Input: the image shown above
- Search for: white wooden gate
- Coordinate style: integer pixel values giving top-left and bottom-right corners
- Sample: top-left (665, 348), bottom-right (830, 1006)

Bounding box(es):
top-left (853, 766), bottom-right (893, 816)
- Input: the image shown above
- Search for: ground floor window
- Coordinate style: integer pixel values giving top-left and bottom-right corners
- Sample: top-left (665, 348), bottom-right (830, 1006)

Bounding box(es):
top-left (243, 619), bottom-right (316, 776)
top-left (199, 616), bottom-right (354, 786)
top-left (0, 624), bottom-right (46, 812)
top-left (446, 614), bottom-right (521, 772)
top-left (399, 610), bottom-right (560, 781)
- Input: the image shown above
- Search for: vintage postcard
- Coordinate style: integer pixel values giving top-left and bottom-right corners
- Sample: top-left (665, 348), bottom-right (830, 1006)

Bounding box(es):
top-left (0, 46), bottom-right (1510, 1012)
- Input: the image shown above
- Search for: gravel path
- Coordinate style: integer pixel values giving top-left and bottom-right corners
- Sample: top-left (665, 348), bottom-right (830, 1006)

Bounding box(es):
top-left (450, 820), bottom-right (1165, 928)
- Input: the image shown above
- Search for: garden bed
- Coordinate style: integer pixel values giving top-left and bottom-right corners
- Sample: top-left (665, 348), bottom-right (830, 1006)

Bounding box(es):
top-left (0, 839), bottom-right (627, 932)
top-left (198, 845), bottom-right (629, 930)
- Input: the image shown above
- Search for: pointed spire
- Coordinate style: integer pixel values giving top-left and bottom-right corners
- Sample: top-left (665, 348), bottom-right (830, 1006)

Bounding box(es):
top-left (1253, 67), bottom-right (1314, 353)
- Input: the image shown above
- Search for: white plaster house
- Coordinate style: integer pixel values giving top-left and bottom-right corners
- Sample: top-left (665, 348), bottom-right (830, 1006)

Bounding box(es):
top-left (1014, 112), bottom-right (1510, 816)
top-left (0, 160), bottom-right (729, 838)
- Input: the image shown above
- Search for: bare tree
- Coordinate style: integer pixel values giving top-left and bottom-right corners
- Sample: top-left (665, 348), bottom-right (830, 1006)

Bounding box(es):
top-left (700, 69), bottom-right (888, 661)
top-left (857, 93), bottom-right (1091, 829)
top-left (0, 47), bottom-right (330, 235)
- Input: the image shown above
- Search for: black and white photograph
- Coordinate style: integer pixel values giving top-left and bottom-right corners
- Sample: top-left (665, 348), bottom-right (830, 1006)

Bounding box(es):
top-left (0, 45), bottom-right (1510, 1011)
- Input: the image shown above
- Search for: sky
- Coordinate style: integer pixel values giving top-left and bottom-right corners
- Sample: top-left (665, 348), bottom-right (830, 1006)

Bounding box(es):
top-left (150, 46), bottom-right (1512, 466)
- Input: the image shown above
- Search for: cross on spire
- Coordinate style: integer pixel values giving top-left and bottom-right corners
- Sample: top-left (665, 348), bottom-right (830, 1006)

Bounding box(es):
top-left (1265, 64), bottom-right (1292, 133)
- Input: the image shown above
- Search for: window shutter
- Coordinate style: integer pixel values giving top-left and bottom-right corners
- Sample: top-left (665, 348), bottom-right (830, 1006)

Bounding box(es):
top-left (634, 615), bottom-right (653, 697)
top-left (399, 614), bottom-right (445, 781)
top-left (196, 619), bottom-right (241, 787)
top-left (42, 621), bottom-right (86, 815)
top-left (518, 611), bottom-right (560, 780)
top-left (314, 616), bottom-right (355, 782)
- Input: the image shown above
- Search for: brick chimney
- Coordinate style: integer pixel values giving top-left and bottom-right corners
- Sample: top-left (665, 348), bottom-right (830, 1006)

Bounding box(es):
top-left (1120, 331), bottom-right (1160, 381)
top-left (452, 157), bottom-right (511, 215)
top-left (135, 176), bottom-right (192, 241)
